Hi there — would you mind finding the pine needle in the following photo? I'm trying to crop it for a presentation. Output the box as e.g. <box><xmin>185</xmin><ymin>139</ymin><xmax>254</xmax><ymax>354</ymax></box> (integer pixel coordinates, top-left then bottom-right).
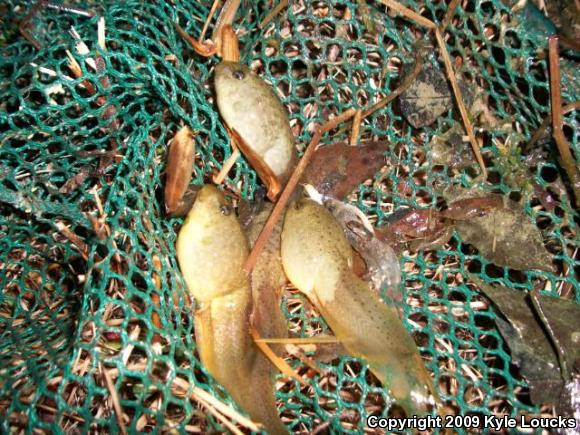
<box><xmin>250</xmin><ymin>326</ymin><xmax>309</xmax><ymax>387</ymax></box>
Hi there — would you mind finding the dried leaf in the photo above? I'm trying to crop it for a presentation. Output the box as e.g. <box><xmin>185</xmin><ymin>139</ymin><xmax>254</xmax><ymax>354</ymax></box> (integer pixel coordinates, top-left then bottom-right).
<box><xmin>534</xmin><ymin>295</ymin><xmax>580</xmax><ymax>372</ymax></box>
<box><xmin>455</xmin><ymin>203</ymin><xmax>553</xmax><ymax>271</ymax></box>
<box><xmin>398</xmin><ymin>60</ymin><xmax>472</xmax><ymax>128</ymax></box>
<box><xmin>166</xmin><ymin>185</ymin><xmax>201</xmax><ymax>217</ymax></box>
<box><xmin>300</xmin><ymin>140</ymin><xmax>388</xmax><ymax>200</ymax></box>
<box><xmin>164</xmin><ymin>126</ymin><xmax>195</xmax><ymax>215</ymax></box>
<box><xmin>477</xmin><ymin>280</ymin><xmax>580</xmax><ymax>416</ymax></box>
<box><xmin>398</xmin><ymin>63</ymin><xmax>452</xmax><ymax>128</ymax></box>
<box><xmin>246</xmin><ymin>204</ymin><xmax>288</xmax><ymax>354</ymax></box>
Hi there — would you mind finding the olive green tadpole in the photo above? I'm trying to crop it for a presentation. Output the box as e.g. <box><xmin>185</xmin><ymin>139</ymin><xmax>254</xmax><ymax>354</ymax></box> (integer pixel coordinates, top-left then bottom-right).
<box><xmin>176</xmin><ymin>185</ymin><xmax>288</xmax><ymax>435</ymax></box>
<box><xmin>281</xmin><ymin>198</ymin><xmax>441</xmax><ymax>417</ymax></box>
<box><xmin>214</xmin><ymin>61</ymin><xmax>298</xmax><ymax>201</ymax></box>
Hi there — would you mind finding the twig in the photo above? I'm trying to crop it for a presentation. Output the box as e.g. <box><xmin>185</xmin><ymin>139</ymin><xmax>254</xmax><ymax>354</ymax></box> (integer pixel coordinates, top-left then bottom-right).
<box><xmin>548</xmin><ymin>36</ymin><xmax>580</xmax><ymax>204</ymax></box>
<box><xmin>349</xmin><ymin>109</ymin><xmax>362</xmax><ymax>146</ymax></box>
<box><xmin>243</xmin><ymin>108</ymin><xmax>357</xmax><ymax>274</ymax></box>
<box><xmin>211</xmin><ymin>0</ymin><xmax>241</xmax><ymax>43</ymax></box>
<box><xmin>439</xmin><ymin>0</ymin><xmax>461</xmax><ymax>31</ymax></box>
<box><xmin>191</xmin><ymin>386</ymin><xmax>260</xmax><ymax>432</ymax></box>
<box><xmin>100</xmin><ymin>363</ymin><xmax>128</xmax><ymax>435</ymax></box>
<box><xmin>17</xmin><ymin>398</ymin><xmax>85</xmax><ymax>424</ymax></box>
<box><xmin>200</xmin><ymin>0</ymin><xmax>221</xmax><ymax>42</ymax></box>
<box><xmin>377</xmin><ymin>0</ymin><xmax>436</xmax><ymax>29</ymax></box>
<box><xmin>334</xmin><ymin>51</ymin><xmax>424</xmax><ymax>138</ymax></box>
<box><xmin>259</xmin><ymin>0</ymin><xmax>289</xmax><ymax>29</ymax></box>
<box><xmin>250</xmin><ymin>326</ymin><xmax>309</xmax><ymax>387</ymax></box>
<box><xmin>55</xmin><ymin>221</ymin><xmax>89</xmax><ymax>260</ymax></box>
<box><xmin>523</xmin><ymin>101</ymin><xmax>580</xmax><ymax>152</ymax></box>
<box><xmin>171</xmin><ymin>377</ymin><xmax>261</xmax><ymax>433</ymax></box>
<box><xmin>191</xmin><ymin>395</ymin><xmax>246</xmax><ymax>435</ymax></box>
<box><xmin>434</xmin><ymin>29</ymin><xmax>486</xmax><ymax>177</ymax></box>
<box><xmin>361</xmin><ymin>50</ymin><xmax>423</xmax><ymax>119</ymax></box>
<box><xmin>213</xmin><ymin>148</ymin><xmax>240</xmax><ymax>184</ymax></box>
<box><xmin>121</xmin><ymin>325</ymin><xmax>141</xmax><ymax>365</ymax></box>
<box><xmin>149</xmin><ymin>254</ymin><xmax>164</xmax><ymax>352</ymax></box>
<box><xmin>377</xmin><ymin>0</ymin><xmax>487</xmax><ymax>176</ymax></box>
<box><xmin>174</xmin><ymin>22</ymin><xmax>217</xmax><ymax>57</ymax></box>
<box><xmin>286</xmin><ymin>346</ymin><xmax>323</xmax><ymax>375</ymax></box>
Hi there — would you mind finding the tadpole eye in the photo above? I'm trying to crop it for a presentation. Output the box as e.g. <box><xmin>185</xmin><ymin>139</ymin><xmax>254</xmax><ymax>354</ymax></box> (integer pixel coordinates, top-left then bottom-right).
<box><xmin>220</xmin><ymin>205</ymin><xmax>232</xmax><ymax>216</ymax></box>
<box><xmin>232</xmin><ymin>69</ymin><xmax>245</xmax><ymax>80</ymax></box>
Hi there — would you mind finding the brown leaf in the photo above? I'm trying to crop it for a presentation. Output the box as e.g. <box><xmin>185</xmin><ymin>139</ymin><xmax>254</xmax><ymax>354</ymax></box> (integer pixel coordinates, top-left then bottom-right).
<box><xmin>166</xmin><ymin>185</ymin><xmax>201</xmax><ymax>218</ymax></box>
<box><xmin>456</xmin><ymin>204</ymin><xmax>554</xmax><ymax>272</ymax></box>
<box><xmin>398</xmin><ymin>62</ymin><xmax>472</xmax><ymax>128</ymax></box>
<box><xmin>164</xmin><ymin>126</ymin><xmax>195</xmax><ymax>215</ymax></box>
<box><xmin>477</xmin><ymin>279</ymin><xmax>580</xmax><ymax>415</ymax></box>
<box><xmin>301</xmin><ymin>140</ymin><xmax>389</xmax><ymax>200</ymax></box>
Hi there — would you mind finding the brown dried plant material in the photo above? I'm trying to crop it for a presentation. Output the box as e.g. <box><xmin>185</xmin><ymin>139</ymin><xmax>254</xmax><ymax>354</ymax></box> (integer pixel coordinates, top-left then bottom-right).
<box><xmin>477</xmin><ymin>280</ymin><xmax>580</xmax><ymax>417</ymax></box>
<box><xmin>300</xmin><ymin>141</ymin><xmax>389</xmax><ymax>200</ymax></box>
<box><xmin>246</xmin><ymin>204</ymin><xmax>288</xmax><ymax>352</ymax></box>
<box><xmin>376</xmin><ymin>193</ymin><xmax>552</xmax><ymax>272</ymax></box>
<box><xmin>211</xmin><ymin>0</ymin><xmax>241</xmax><ymax>46</ymax></box>
<box><xmin>440</xmin><ymin>195</ymin><xmax>504</xmax><ymax>220</ymax></box>
<box><xmin>55</xmin><ymin>221</ymin><xmax>89</xmax><ymax>260</ymax></box>
<box><xmin>349</xmin><ymin>109</ymin><xmax>362</xmax><ymax>146</ymax></box>
<box><xmin>176</xmin><ymin>0</ymin><xmax>240</xmax><ymax>58</ymax></box>
<box><xmin>174</xmin><ymin>23</ymin><xmax>217</xmax><ymax>57</ymax></box>
<box><xmin>100</xmin><ymin>363</ymin><xmax>128</xmax><ymax>435</ymax></box>
<box><xmin>455</xmin><ymin>202</ymin><xmax>554</xmax><ymax>272</ymax></box>
<box><xmin>259</xmin><ymin>0</ymin><xmax>289</xmax><ymax>29</ymax></box>
<box><xmin>200</xmin><ymin>0</ymin><xmax>221</xmax><ymax>42</ymax></box>
<box><xmin>59</xmin><ymin>165</ymin><xmax>92</xmax><ymax>194</ymax></box>
<box><xmin>548</xmin><ymin>36</ymin><xmax>580</xmax><ymax>206</ymax></box>
<box><xmin>399</xmin><ymin>61</ymin><xmax>471</xmax><ymax>129</ymax></box>
<box><xmin>431</xmin><ymin>136</ymin><xmax>475</xmax><ymax>171</ymax></box>
<box><xmin>220</xmin><ymin>24</ymin><xmax>240</xmax><ymax>62</ymax></box>
<box><xmin>249</xmin><ymin>326</ymin><xmax>308</xmax><ymax>387</ymax></box>
<box><xmin>164</xmin><ymin>126</ymin><xmax>195</xmax><ymax>216</ymax></box>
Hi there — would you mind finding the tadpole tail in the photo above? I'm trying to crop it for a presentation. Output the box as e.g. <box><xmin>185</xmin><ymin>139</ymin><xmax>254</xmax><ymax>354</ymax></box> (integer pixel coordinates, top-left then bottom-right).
<box><xmin>315</xmin><ymin>271</ymin><xmax>442</xmax><ymax>418</ymax></box>
<box><xmin>231</xmin><ymin>355</ymin><xmax>289</xmax><ymax>435</ymax></box>
<box><xmin>194</xmin><ymin>291</ymin><xmax>287</xmax><ymax>434</ymax></box>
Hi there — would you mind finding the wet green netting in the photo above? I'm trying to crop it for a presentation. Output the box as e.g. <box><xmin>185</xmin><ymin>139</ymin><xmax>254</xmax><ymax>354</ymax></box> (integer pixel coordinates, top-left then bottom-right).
<box><xmin>0</xmin><ymin>0</ymin><xmax>579</xmax><ymax>432</ymax></box>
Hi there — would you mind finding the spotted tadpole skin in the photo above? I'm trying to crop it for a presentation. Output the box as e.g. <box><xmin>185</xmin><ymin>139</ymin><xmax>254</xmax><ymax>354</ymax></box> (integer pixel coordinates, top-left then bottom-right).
<box><xmin>215</xmin><ymin>61</ymin><xmax>297</xmax><ymax>200</ymax></box>
<box><xmin>281</xmin><ymin>199</ymin><xmax>440</xmax><ymax>416</ymax></box>
<box><xmin>176</xmin><ymin>185</ymin><xmax>288</xmax><ymax>435</ymax></box>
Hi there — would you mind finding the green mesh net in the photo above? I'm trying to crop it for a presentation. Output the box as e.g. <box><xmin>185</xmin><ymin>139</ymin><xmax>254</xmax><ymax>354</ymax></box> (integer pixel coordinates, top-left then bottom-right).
<box><xmin>1</xmin><ymin>0</ymin><xmax>579</xmax><ymax>433</ymax></box>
